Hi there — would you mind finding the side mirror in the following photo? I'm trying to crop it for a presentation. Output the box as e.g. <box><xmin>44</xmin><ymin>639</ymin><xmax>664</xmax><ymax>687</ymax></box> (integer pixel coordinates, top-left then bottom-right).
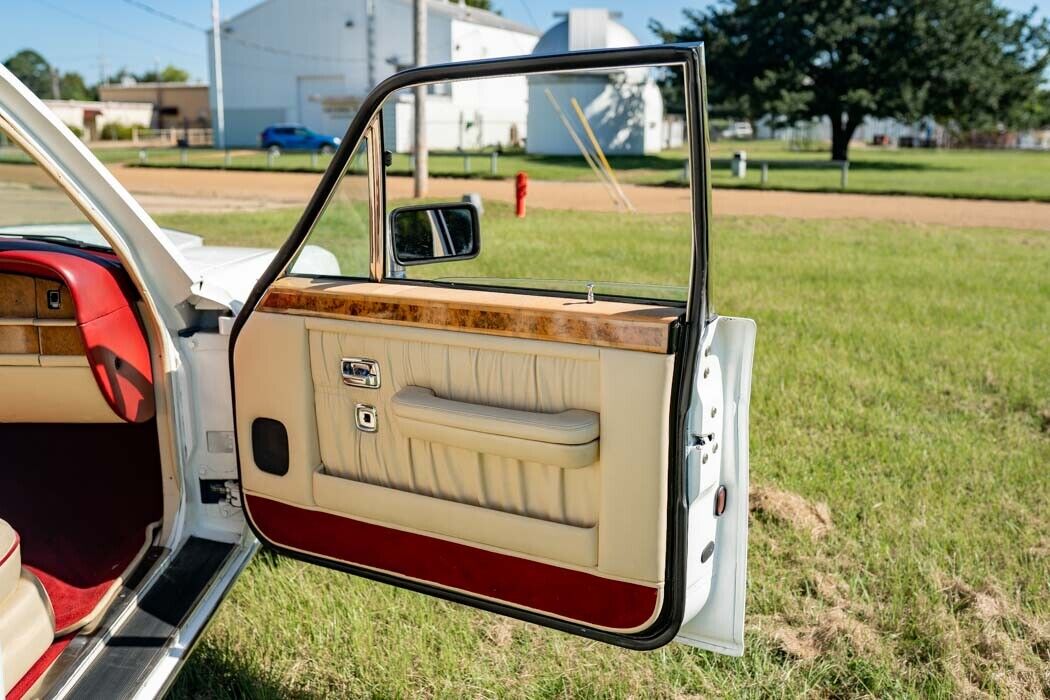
<box><xmin>390</xmin><ymin>203</ymin><xmax>480</xmax><ymax>266</ymax></box>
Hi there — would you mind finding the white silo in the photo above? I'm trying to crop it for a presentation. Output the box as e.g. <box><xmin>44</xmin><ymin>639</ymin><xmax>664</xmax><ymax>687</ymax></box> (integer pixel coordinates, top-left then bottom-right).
<box><xmin>527</xmin><ymin>9</ymin><xmax>665</xmax><ymax>155</ymax></box>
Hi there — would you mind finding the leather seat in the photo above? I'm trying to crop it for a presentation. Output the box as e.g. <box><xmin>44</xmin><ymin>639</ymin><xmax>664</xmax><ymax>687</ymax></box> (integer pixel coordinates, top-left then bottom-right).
<box><xmin>0</xmin><ymin>519</ymin><xmax>55</xmax><ymax>695</ymax></box>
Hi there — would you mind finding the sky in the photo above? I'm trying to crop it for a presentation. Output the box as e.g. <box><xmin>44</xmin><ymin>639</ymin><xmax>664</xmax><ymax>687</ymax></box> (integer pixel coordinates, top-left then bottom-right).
<box><xmin>1</xmin><ymin>0</ymin><xmax>1047</xmax><ymax>84</ymax></box>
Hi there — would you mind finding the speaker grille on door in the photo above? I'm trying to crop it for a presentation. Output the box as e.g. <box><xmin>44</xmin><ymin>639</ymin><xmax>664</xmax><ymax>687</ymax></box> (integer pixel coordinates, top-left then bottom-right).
<box><xmin>251</xmin><ymin>418</ymin><xmax>289</xmax><ymax>476</ymax></box>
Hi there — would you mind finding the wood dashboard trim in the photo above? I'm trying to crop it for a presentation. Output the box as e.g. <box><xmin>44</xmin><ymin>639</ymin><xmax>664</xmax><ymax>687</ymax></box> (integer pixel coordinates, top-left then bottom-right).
<box><xmin>259</xmin><ymin>278</ymin><xmax>682</xmax><ymax>354</ymax></box>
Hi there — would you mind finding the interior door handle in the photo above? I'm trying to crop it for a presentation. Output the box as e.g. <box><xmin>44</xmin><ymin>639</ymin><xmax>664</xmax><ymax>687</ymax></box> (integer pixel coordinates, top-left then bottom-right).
<box><xmin>341</xmin><ymin>358</ymin><xmax>380</xmax><ymax>388</ymax></box>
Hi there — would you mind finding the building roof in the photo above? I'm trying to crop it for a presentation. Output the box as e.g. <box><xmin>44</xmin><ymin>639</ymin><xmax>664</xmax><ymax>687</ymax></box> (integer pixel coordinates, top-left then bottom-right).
<box><xmin>219</xmin><ymin>0</ymin><xmax>539</xmax><ymax>37</ymax></box>
<box><xmin>533</xmin><ymin>9</ymin><xmax>639</xmax><ymax>55</ymax></box>
<box><xmin>98</xmin><ymin>82</ymin><xmax>208</xmax><ymax>91</ymax></box>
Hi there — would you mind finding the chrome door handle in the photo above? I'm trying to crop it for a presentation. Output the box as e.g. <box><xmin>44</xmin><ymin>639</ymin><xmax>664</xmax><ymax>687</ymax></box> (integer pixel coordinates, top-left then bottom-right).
<box><xmin>341</xmin><ymin>358</ymin><xmax>380</xmax><ymax>388</ymax></box>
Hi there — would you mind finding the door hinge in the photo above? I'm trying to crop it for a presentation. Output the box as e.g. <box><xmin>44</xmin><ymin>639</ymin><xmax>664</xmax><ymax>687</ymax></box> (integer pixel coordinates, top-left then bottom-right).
<box><xmin>200</xmin><ymin>478</ymin><xmax>243</xmax><ymax>511</ymax></box>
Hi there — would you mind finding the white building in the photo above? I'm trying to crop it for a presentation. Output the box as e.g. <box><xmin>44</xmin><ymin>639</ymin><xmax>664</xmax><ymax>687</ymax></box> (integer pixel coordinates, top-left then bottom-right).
<box><xmin>43</xmin><ymin>100</ymin><xmax>155</xmax><ymax>142</ymax></box>
<box><xmin>526</xmin><ymin>9</ymin><xmax>664</xmax><ymax>155</ymax></box>
<box><xmin>207</xmin><ymin>0</ymin><xmax>539</xmax><ymax>148</ymax></box>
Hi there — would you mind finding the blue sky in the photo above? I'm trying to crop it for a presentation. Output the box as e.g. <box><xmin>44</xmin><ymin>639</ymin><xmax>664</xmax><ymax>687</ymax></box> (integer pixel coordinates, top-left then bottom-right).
<box><xmin>2</xmin><ymin>0</ymin><xmax>1047</xmax><ymax>84</ymax></box>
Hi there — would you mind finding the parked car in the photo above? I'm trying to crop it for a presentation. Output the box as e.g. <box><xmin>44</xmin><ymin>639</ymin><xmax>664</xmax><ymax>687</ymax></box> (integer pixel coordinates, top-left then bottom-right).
<box><xmin>720</xmin><ymin>121</ymin><xmax>754</xmax><ymax>139</ymax></box>
<box><xmin>259</xmin><ymin>123</ymin><xmax>341</xmax><ymax>155</ymax></box>
<box><xmin>0</xmin><ymin>42</ymin><xmax>754</xmax><ymax>698</ymax></box>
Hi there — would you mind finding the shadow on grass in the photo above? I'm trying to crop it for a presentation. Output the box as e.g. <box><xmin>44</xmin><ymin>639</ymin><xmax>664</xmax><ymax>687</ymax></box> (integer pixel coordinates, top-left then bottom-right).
<box><xmin>167</xmin><ymin>638</ymin><xmax>320</xmax><ymax>700</ymax></box>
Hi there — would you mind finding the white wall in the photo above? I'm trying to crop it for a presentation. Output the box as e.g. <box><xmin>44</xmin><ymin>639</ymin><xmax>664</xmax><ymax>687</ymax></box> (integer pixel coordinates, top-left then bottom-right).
<box><xmin>526</xmin><ymin>72</ymin><xmax>663</xmax><ymax>156</ymax></box>
<box><xmin>209</xmin><ymin>0</ymin><xmax>537</xmax><ymax>147</ymax></box>
<box><xmin>43</xmin><ymin>101</ymin><xmax>155</xmax><ymax>134</ymax></box>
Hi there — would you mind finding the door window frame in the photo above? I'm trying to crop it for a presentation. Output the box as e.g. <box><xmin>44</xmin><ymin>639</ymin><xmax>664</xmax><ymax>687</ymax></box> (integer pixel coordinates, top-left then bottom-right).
<box><xmin>255</xmin><ymin>44</ymin><xmax>710</xmax><ymax>318</ymax></box>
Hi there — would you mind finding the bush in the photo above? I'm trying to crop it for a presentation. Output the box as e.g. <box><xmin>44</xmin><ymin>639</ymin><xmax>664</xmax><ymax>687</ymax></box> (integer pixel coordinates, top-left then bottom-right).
<box><xmin>65</xmin><ymin>124</ymin><xmax>84</xmax><ymax>138</ymax></box>
<box><xmin>99</xmin><ymin>122</ymin><xmax>146</xmax><ymax>141</ymax></box>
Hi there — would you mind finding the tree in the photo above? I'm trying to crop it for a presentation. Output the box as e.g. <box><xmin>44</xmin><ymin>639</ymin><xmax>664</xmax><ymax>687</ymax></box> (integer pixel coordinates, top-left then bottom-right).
<box><xmin>3</xmin><ymin>49</ymin><xmax>52</xmax><ymax>97</ymax></box>
<box><xmin>651</xmin><ymin>1</ymin><xmax>1050</xmax><ymax>160</ymax></box>
<box><xmin>59</xmin><ymin>72</ymin><xmax>95</xmax><ymax>101</ymax></box>
<box><xmin>136</xmin><ymin>64</ymin><xmax>190</xmax><ymax>83</ymax></box>
<box><xmin>463</xmin><ymin>0</ymin><xmax>493</xmax><ymax>10</ymax></box>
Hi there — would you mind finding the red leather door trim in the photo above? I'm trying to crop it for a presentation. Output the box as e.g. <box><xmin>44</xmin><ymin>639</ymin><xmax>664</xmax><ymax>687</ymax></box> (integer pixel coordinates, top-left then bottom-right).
<box><xmin>0</xmin><ymin>246</ymin><xmax>154</xmax><ymax>422</ymax></box>
<box><xmin>245</xmin><ymin>494</ymin><xmax>661</xmax><ymax>631</ymax></box>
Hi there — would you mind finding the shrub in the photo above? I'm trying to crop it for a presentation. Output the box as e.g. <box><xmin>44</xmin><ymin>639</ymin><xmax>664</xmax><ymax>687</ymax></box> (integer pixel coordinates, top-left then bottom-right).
<box><xmin>99</xmin><ymin>122</ymin><xmax>146</xmax><ymax>141</ymax></box>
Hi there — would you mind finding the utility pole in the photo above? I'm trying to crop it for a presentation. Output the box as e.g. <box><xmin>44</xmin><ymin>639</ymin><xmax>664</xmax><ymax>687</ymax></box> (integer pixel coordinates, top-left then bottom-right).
<box><xmin>413</xmin><ymin>0</ymin><xmax>427</xmax><ymax>197</ymax></box>
<box><xmin>211</xmin><ymin>0</ymin><xmax>226</xmax><ymax>150</ymax></box>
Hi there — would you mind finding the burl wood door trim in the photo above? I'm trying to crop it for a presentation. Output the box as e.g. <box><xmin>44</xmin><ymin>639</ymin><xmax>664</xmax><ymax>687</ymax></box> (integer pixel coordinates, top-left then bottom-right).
<box><xmin>259</xmin><ymin>278</ymin><xmax>682</xmax><ymax>354</ymax></box>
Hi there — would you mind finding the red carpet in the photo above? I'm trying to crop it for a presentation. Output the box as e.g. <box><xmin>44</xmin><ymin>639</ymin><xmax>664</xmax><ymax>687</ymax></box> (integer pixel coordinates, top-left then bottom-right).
<box><xmin>0</xmin><ymin>421</ymin><xmax>163</xmax><ymax>686</ymax></box>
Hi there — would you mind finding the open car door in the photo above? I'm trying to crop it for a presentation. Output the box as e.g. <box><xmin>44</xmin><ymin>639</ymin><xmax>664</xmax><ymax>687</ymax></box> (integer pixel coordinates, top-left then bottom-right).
<box><xmin>230</xmin><ymin>44</ymin><xmax>755</xmax><ymax>653</ymax></box>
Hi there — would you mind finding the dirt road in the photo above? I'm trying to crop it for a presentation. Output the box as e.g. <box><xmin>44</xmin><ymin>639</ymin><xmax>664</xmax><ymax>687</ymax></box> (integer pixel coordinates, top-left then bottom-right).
<box><xmin>107</xmin><ymin>164</ymin><xmax>1050</xmax><ymax>231</ymax></box>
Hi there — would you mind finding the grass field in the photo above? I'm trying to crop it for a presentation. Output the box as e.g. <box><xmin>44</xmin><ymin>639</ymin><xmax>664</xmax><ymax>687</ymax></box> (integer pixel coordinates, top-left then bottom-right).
<box><xmin>155</xmin><ymin>203</ymin><xmax>1050</xmax><ymax>699</ymax></box>
<box><xmin>8</xmin><ymin>138</ymin><xmax>1047</xmax><ymax>201</ymax></box>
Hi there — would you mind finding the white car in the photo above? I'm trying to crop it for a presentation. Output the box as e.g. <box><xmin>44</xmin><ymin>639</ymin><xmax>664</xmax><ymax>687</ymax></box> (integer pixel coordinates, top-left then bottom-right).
<box><xmin>721</xmin><ymin>121</ymin><xmax>754</xmax><ymax>139</ymax></box>
<box><xmin>0</xmin><ymin>44</ymin><xmax>755</xmax><ymax>698</ymax></box>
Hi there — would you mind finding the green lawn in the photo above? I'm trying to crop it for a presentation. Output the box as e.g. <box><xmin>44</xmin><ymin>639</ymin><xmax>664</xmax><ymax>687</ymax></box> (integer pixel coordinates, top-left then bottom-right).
<box><xmin>8</xmin><ymin>138</ymin><xmax>1049</xmax><ymax>200</ymax></box>
<box><xmin>156</xmin><ymin>203</ymin><xmax>1050</xmax><ymax>699</ymax></box>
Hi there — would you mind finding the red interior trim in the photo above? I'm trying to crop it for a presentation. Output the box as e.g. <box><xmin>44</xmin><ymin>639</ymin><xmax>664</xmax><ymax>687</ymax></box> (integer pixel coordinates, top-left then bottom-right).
<box><xmin>246</xmin><ymin>494</ymin><xmax>661</xmax><ymax>631</ymax></box>
<box><xmin>0</xmin><ymin>532</ymin><xmax>19</xmax><ymax>569</ymax></box>
<box><xmin>0</xmin><ymin>245</ymin><xmax>154</xmax><ymax>423</ymax></box>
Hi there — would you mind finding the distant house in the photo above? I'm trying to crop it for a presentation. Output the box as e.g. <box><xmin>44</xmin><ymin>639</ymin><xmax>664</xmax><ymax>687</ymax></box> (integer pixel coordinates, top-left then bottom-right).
<box><xmin>97</xmin><ymin>83</ymin><xmax>211</xmax><ymax>130</ymax></box>
<box><xmin>207</xmin><ymin>0</ymin><xmax>539</xmax><ymax>148</ymax></box>
<box><xmin>526</xmin><ymin>9</ymin><xmax>665</xmax><ymax>155</ymax></box>
<box><xmin>43</xmin><ymin>100</ymin><xmax>154</xmax><ymax>142</ymax></box>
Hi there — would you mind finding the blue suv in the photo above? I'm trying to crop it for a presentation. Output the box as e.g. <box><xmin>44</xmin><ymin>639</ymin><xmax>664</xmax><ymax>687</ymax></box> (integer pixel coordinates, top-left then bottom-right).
<box><xmin>259</xmin><ymin>124</ymin><xmax>341</xmax><ymax>155</ymax></box>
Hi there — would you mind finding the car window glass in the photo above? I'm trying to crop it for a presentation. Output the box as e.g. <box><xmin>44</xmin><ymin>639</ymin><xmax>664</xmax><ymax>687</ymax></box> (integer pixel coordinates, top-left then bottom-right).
<box><xmin>0</xmin><ymin>132</ymin><xmax>111</xmax><ymax>248</ymax></box>
<box><xmin>288</xmin><ymin>139</ymin><xmax>370</xmax><ymax>277</ymax></box>
<box><xmin>381</xmin><ymin>64</ymin><xmax>692</xmax><ymax>303</ymax></box>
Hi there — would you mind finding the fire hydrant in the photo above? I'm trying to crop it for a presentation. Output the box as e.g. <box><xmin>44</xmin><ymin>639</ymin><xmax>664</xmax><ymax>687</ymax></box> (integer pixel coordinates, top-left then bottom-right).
<box><xmin>515</xmin><ymin>171</ymin><xmax>528</xmax><ymax>218</ymax></box>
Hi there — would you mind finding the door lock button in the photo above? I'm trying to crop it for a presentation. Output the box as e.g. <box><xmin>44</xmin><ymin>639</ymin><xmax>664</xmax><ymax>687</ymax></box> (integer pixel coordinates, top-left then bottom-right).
<box><xmin>355</xmin><ymin>403</ymin><xmax>378</xmax><ymax>432</ymax></box>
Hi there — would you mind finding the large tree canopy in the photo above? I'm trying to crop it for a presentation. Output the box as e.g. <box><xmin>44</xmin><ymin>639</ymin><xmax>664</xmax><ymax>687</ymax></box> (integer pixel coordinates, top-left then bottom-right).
<box><xmin>652</xmin><ymin>1</ymin><xmax>1050</xmax><ymax>160</ymax></box>
<box><xmin>3</xmin><ymin>49</ymin><xmax>53</xmax><ymax>97</ymax></box>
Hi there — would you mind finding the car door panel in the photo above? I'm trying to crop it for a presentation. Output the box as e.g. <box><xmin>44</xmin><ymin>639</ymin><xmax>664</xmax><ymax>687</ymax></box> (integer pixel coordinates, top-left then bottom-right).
<box><xmin>231</xmin><ymin>44</ymin><xmax>751</xmax><ymax>651</ymax></box>
<box><xmin>234</xmin><ymin>278</ymin><xmax>683</xmax><ymax>631</ymax></box>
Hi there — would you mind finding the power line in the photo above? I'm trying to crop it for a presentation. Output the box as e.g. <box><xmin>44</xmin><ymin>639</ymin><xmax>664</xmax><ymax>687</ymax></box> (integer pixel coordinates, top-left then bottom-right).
<box><xmin>117</xmin><ymin>0</ymin><xmax>365</xmax><ymax>65</ymax></box>
<box><xmin>118</xmin><ymin>0</ymin><xmax>206</xmax><ymax>32</ymax></box>
<box><xmin>516</xmin><ymin>0</ymin><xmax>541</xmax><ymax>31</ymax></box>
<box><xmin>34</xmin><ymin>0</ymin><xmax>203</xmax><ymax>60</ymax></box>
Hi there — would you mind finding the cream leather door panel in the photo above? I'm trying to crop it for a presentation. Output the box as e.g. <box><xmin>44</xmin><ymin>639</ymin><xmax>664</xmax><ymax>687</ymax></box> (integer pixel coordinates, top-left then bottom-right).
<box><xmin>236</xmin><ymin>294</ymin><xmax>678</xmax><ymax>605</ymax></box>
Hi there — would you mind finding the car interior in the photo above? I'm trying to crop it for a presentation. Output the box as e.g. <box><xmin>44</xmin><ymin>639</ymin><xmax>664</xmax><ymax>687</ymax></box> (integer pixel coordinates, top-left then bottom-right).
<box><xmin>0</xmin><ymin>243</ymin><xmax>163</xmax><ymax>697</ymax></box>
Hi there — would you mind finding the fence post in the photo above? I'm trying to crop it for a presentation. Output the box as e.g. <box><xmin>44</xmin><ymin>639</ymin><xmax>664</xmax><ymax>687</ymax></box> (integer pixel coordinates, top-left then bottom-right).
<box><xmin>267</xmin><ymin>150</ymin><xmax>275</xmax><ymax>169</ymax></box>
<box><xmin>132</xmin><ymin>127</ymin><xmax>139</xmax><ymax>144</ymax></box>
<box><xmin>311</xmin><ymin>151</ymin><xmax>318</xmax><ymax>169</ymax></box>
<box><xmin>490</xmin><ymin>151</ymin><xmax>498</xmax><ymax>176</ymax></box>
<box><xmin>682</xmin><ymin>161</ymin><xmax>689</xmax><ymax>183</ymax></box>
<box><xmin>464</xmin><ymin>153</ymin><xmax>471</xmax><ymax>174</ymax></box>
<box><xmin>138</xmin><ymin>149</ymin><xmax>147</xmax><ymax>164</ymax></box>
<box><xmin>761</xmin><ymin>162</ymin><xmax>769</xmax><ymax>186</ymax></box>
<box><xmin>409</xmin><ymin>154</ymin><xmax>415</xmax><ymax>173</ymax></box>
<box><xmin>180</xmin><ymin>148</ymin><xmax>188</xmax><ymax>165</ymax></box>
<box><xmin>224</xmin><ymin>149</ymin><xmax>232</xmax><ymax>168</ymax></box>
<box><xmin>840</xmin><ymin>160</ymin><xmax>849</xmax><ymax>189</ymax></box>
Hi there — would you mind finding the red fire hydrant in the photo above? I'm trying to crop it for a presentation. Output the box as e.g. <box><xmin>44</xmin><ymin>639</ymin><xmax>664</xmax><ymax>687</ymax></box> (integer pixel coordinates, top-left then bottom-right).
<box><xmin>515</xmin><ymin>171</ymin><xmax>528</xmax><ymax>218</ymax></box>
